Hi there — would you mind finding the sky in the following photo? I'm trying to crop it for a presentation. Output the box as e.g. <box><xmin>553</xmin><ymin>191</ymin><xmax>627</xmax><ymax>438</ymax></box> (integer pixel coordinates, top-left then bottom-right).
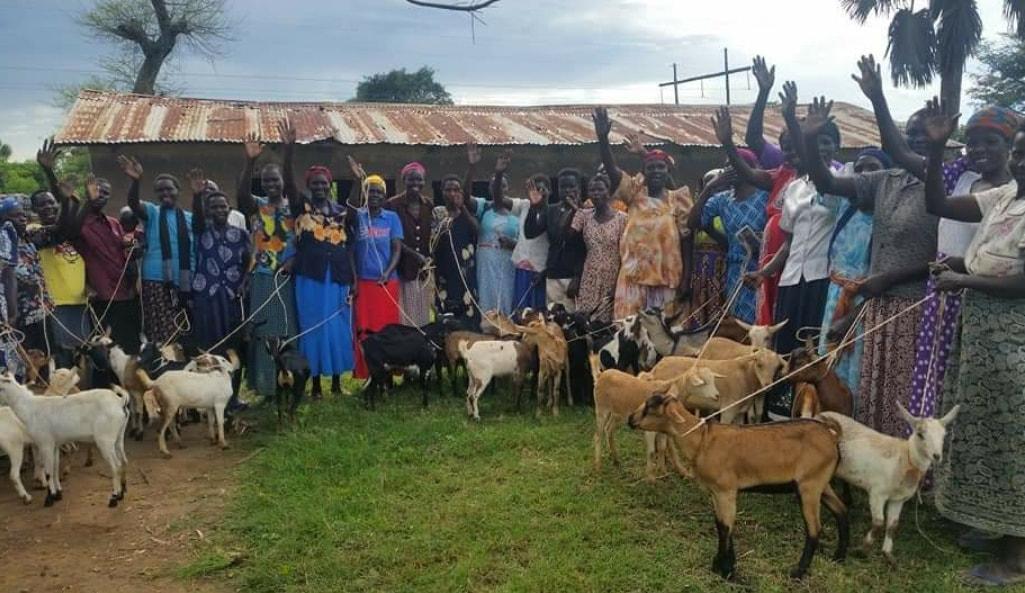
<box><xmin>0</xmin><ymin>0</ymin><xmax>1014</xmax><ymax>160</ymax></box>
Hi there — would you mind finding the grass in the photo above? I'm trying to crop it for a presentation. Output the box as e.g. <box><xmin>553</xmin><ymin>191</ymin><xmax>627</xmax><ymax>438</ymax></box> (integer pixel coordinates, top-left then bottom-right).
<box><xmin>185</xmin><ymin>382</ymin><xmax>990</xmax><ymax>593</ymax></box>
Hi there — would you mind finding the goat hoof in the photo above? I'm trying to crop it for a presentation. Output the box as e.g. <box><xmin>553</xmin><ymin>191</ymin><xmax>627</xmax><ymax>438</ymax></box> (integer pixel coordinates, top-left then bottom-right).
<box><xmin>220</xmin><ymin>443</ymin><xmax>230</xmax><ymax>450</ymax></box>
<box><xmin>108</xmin><ymin>496</ymin><xmax>119</xmax><ymax>508</ymax></box>
<box><xmin>161</xmin><ymin>451</ymin><xmax>173</xmax><ymax>460</ymax></box>
<box><xmin>54</xmin><ymin>490</ymin><xmax>62</xmax><ymax>501</ymax></box>
<box><xmin>44</xmin><ymin>493</ymin><xmax>56</xmax><ymax>507</ymax></box>
<box><xmin>789</xmin><ymin>568</ymin><xmax>808</xmax><ymax>580</ymax></box>
<box><xmin>84</xmin><ymin>459</ymin><xmax>93</xmax><ymax>468</ymax></box>
<box><xmin>883</xmin><ymin>552</ymin><xmax>897</xmax><ymax>567</ymax></box>
<box><xmin>21</xmin><ymin>494</ymin><xmax>32</xmax><ymax>505</ymax></box>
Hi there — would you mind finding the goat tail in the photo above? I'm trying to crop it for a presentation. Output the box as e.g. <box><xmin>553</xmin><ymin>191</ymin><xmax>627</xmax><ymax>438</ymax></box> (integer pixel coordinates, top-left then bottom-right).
<box><xmin>226</xmin><ymin>348</ymin><xmax>241</xmax><ymax>371</ymax></box>
<box><xmin>817</xmin><ymin>414</ymin><xmax>843</xmax><ymax>438</ymax></box>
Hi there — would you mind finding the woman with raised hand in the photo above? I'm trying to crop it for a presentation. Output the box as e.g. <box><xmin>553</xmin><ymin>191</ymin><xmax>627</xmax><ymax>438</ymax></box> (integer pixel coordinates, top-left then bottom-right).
<box><xmin>476</xmin><ymin>151</ymin><xmax>527</xmax><ymax>317</ymax></box>
<box><xmin>592</xmin><ymin>107</ymin><xmax>692</xmax><ymax>318</ymax></box>
<box><xmin>281</xmin><ymin>122</ymin><xmax>355</xmax><ymax>399</ymax></box>
<box><xmin>119</xmin><ymin>154</ymin><xmax>193</xmax><ymax>345</ymax></box>
<box><xmin>433</xmin><ymin>143</ymin><xmax>484</xmax><ymax>323</ymax></box>
<box><xmin>385</xmin><ymin>161</ymin><xmax>435</xmax><ymax>326</ymax></box>
<box><xmin>567</xmin><ymin>172</ymin><xmax>626</xmax><ymax>323</ymax></box>
<box><xmin>349</xmin><ymin>159</ymin><xmax>403</xmax><ymax>380</ymax></box>
<box><xmin>922</xmin><ymin>99</ymin><xmax>1025</xmax><ymax>587</ymax></box>
<box><xmin>237</xmin><ymin>130</ymin><xmax>296</xmax><ymax>398</ymax></box>
<box><xmin>512</xmin><ymin>174</ymin><xmax>550</xmax><ymax>312</ymax></box>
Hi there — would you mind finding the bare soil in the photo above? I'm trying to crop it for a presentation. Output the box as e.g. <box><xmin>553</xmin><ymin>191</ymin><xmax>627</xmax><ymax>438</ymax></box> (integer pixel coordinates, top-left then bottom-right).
<box><xmin>0</xmin><ymin>423</ymin><xmax>246</xmax><ymax>593</ymax></box>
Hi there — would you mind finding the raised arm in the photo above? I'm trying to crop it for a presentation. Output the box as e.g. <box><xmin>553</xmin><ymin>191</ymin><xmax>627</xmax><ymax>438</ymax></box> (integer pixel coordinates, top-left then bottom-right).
<box><xmin>744</xmin><ymin>56</ymin><xmax>776</xmax><ymax>156</ymax></box>
<box><xmin>803</xmin><ymin>97</ymin><xmax>858</xmax><ymax>198</ymax></box>
<box><xmin>345</xmin><ymin>156</ymin><xmax>368</xmax><ymax>209</ymax></box>
<box><xmin>491</xmin><ymin>151</ymin><xmax>514</xmax><ymax>211</ymax></box>
<box><xmin>686</xmin><ymin>171</ymin><xmax>730</xmax><ymax>230</ymax></box>
<box><xmin>117</xmin><ymin>155</ymin><xmax>147</xmax><ymax>220</ymax></box>
<box><xmin>523</xmin><ymin>180</ymin><xmax>548</xmax><ymax>240</ymax></box>
<box><xmin>592</xmin><ymin>108</ymin><xmax>623</xmax><ymax>192</ymax></box>
<box><xmin>712</xmin><ymin>106</ymin><xmax>773</xmax><ymax>191</ymax></box>
<box><xmin>66</xmin><ymin>175</ymin><xmax>99</xmax><ymax>239</ymax></box>
<box><xmin>36</xmin><ymin>137</ymin><xmax>62</xmax><ymax>196</ymax></box>
<box><xmin>853</xmin><ymin>54</ymin><xmax>924</xmax><ymax>177</ymax></box>
<box><xmin>778</xmin><ymin>81</ymin><xmax>807</xmax><ymax>167</ymax></box>
<box><xmin>237</xmin><ymin>133</ymin><xmax>262</xmax><ymax>217</ymax></box>
<box><xmin>921</xmin><ymin>97</ymin><xmax>982</xmax><ymax>222</ymax></box>
<box><xmin>187</xmin><ymin>168</ymin><xmax>208</xmax><ymax>235</ymax></box>
<box><xmin>278</xmin><ymin>119</ymin><xmax>301</xmax><ymax>216</ymax></box>
<box><xmin>55</xmin><ymin>177</ymin><xmax>81</xmax><ymax>238</ymax></box>
<box><xmin>461</xmin><ymin>143</ymin><xmax>483</xmax><ymax>236</ymax></box>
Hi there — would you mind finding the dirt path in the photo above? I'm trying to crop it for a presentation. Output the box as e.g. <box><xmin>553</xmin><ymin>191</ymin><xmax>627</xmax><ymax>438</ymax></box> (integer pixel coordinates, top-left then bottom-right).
<box><xmin>0</xmin><ymin>423</ymin><xmax>247</xmax><ymax>593</ymax></box>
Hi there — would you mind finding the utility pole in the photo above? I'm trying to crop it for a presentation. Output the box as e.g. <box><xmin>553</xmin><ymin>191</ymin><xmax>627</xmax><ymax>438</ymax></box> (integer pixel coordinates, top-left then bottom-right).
<box><xmin>659</xmin><ymin>48</ymin><xmax>751</xmax><ymax>106</ymax></box>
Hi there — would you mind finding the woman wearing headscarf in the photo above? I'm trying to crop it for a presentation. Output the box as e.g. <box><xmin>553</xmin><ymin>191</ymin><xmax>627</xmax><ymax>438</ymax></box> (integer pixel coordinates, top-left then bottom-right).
<box><xmin>237</xmin><ymin>126</ymin><xmax>297</xmax><ymax>398</ymax></box>
<box><xmin>281</xmin><ymin>128</ymin><xmax>355</xmax><ymax>399</ymax></box>
<box><xmin>5</xmin><ymin>195</ymin><xmax>53</xmax><ymax>354</ymax></box>
<box><xmin>923</xmin><ymin>102</ymin><xmax>1025</xmax><ymax>587</ymax></box>
<box><xmin>350</xmin><ymin>163</ymin><xmax>403</xmax><ymax>380</ymax></box>
<box><xmin>119</xmin><ymin>155</ymin><xmax>193</xmax><ymax>345</ymax></box>
<box><xmin>476</xmin><ymin>151</ymin><xmax>528</xmax><ymax>317</ymax></box>
<box><xmin>592</xmin><ymin>108</ymin><xmax>692</xmax><ymax>319</ymax></box>
<box><xmin>384</xmin><ymin>161</ymin><xmax>434</xmax><ymax>326</ymax></box>
<box><xmin>909</xmin><ymin>105</ymin><xmax>1017</xmax><ymax>422</ymax></box>
<box><xmin>0</xmin><ymin>196</ymin><xmax>24</xmax><ymax>376</ymax></box>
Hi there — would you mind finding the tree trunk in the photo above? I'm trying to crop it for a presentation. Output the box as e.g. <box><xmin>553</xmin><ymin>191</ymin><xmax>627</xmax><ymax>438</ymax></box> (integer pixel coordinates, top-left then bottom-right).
<box><xmin>132</xmin><ymin>45</ymin><xmax>173</xmax><ymax>95</ymax></box>
<box><xmin>940</xmin><ymin>60</ymin><xmax>964</xmax><ymax>116</ymax></box>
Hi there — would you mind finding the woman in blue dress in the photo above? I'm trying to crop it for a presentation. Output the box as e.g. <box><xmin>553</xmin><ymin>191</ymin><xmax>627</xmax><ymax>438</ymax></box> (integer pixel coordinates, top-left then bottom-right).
<box><xmin>476</xmin><ymin>152</ymin><xmax>527</xmax><ymax>318</ymax></box>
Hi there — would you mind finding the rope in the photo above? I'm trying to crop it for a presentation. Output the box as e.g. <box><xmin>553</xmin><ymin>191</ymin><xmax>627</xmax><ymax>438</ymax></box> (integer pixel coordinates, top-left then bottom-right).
<box><xmin>87</xmin><ymin>242</ymin><xmax>137</xmax><ymax>339</ymax></box>
<box><xmin>825</xmin><ymin>304</ymin><xmax>868</xmax><ymax>371</ymax></box>
<box><xmin>281</xmin><ymin>302</ymin><xmax>351</xmax><ymax>348</ymax></box>
<box><xmin>692</xmin><ymin>271</ymin><xmax>747</xmax><ymax>362</ymax></box>
<box><xmin>200</xmin><ymin>267</ymin><xmax>292</xmax><ymax>354</ymax></box>
<box><xmin>673</xmin><ymin>294</ymin><xmax>932</xmax><ymax>440</ymax></box>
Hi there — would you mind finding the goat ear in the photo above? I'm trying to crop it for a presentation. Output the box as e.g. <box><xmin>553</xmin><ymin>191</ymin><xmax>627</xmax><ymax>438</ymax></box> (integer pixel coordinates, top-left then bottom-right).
<box><xmin>939</xmin><ymin>405</ymin><xmax>960</xmax><ymax>427</ymax></box>
<box><xmin>896</xmin><ymin>401</ymin><xmax>917</xmax><ymax>426</ymax></box>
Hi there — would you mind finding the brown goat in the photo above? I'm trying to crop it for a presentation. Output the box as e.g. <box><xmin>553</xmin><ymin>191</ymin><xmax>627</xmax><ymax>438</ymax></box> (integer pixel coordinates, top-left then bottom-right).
<box><xmin>628</xmin><ymin>394</ymin><xmax>849</xmax><ymax>580</ymax></box>
<box><xmin>517</xmin><ymin>319</ymin><xmax>568</xmax><ymax>416</ymax></box>
<box><xmin>787</xmin><ymin>346</ymin><xmax>853</xmax><ymax>418</ymax></box>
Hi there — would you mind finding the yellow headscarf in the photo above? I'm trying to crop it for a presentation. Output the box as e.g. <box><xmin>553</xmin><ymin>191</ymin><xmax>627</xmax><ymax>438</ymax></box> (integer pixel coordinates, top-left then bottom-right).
<box><xmin>365</xmin><ymin>175</ymin><xmax>386</xmax><ymax>190</ymax></box>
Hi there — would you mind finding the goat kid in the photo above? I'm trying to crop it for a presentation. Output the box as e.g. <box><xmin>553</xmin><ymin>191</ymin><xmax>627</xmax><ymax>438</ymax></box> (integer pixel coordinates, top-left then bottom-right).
<box><xmin>0</xmin><ymin>406</ymin><xmax>34</xmax><ymax>504</ymax></box>
<box><xmin>458</xmin><ymin>339</ymin><xmax>535</xmax><ymax>421</ymax></box>
<box><xmin>264</xmin><ymin>337</ymin><xmax>310</xmax><ymax>425</ymax></box>
<box><xmin>787</xmin><ymin>346</ymin><xmax>854</xmax><ymax>418</ymax></box>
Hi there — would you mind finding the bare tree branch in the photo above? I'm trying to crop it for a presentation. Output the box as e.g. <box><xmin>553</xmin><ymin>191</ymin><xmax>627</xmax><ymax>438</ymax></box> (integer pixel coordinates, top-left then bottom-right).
<box><xmin>404</xmin><ymin>0</ymin><xmax>501</xmax><ymax>11</ymax></box>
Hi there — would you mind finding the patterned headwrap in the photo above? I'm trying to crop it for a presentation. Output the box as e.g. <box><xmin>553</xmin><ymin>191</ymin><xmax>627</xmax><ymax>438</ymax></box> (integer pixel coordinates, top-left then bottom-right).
<box><xmin>643</xmin><ymin>149</ymin><xmax>675</xmax><ymax>167</ymax></box>
<box><xmin>735</xmin><ymin>147</ymin><xmax>759</xmax><ymax>169</ymax></box>
<box><xmin>365</xmin><ymin>175</ymin><xmax>387</xmax><ymax>191</ymax></box>
<box><xmin>966</xmin><ymin>106</ymin><xmax>1020</xmax><ymax>141</ymax></box>
<box><xmin>0</xmin><ymin>196</ymin><xmax>21</xmax><ymax>216</ymax></box>
<box><xmin>400</xmin><ymin>161</ymin><xmax>427</xmax><ymax>178</ymax></box>
<box><xmin>304</xmin><ymin>165</ymin><xmax>333</xmax><ymax>187</ymax></box>
<box><xmin>856</xmin><ymin>147</ymin><xmax>894</xmax><ymax>169</ymax></box>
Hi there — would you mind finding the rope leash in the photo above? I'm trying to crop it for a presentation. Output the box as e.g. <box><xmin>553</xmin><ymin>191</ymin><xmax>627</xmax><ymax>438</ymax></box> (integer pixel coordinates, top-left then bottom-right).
<box><xmin>87</xmin><ymin>243</ymin><xmax>137</xmax><ymax>340</ymax></box>
<box><xmin>201</xmin><ymin>267</ymin><xmax>292</xmax><ymax>354</ymax></box>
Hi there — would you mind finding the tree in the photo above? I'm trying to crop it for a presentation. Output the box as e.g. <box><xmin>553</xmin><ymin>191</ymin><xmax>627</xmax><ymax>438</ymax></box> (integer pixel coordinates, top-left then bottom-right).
<box><xmin>839</xmin><ymin>0</ymin><xmax>1025</xmax><ymax>113</ymax></box>
<box><xmin>79</xmin><ymin>0</ymin><xmax>232</xmax><ymax>95</ymax></box>
<box><xmin>0</xmin><ymin>161</ymin><xmax>45</xmax><ymax>195</ymax></box>
<box><xmin>970</xmin><ymin>34</ymin><xmax>1025</xmax><ymax>110</ymax></box>
<box><xmin>353</xmin><ymin>67</ymin><xmax>454</xmax><ymax>105</ymax></box>
<box><xmin>0</xmin><ymin>141</ymin><xmax>10</xmax><ymax>162</ymax></box>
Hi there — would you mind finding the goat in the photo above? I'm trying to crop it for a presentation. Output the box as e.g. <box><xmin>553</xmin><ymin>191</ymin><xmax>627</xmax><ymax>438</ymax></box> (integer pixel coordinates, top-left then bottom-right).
<box><xmin>639</xmin><ymin>308</ymin><xmax>788</xmax><ymax>358</ymax></box>
<box><xmin>481</xmin><ymin>309</ymin><xmax>520</xmax><ymax>337</ymax></box>
<box><xmin>787</xmin><ymin>346</ymin><xmax>853</xmax><ymax>418</ymax></box>
<box><xmin>136</xmin><ymin>352</ymin><xmax>239</xmax><ymax>458</ymax></box>
<box><xmin>819</xmin><ymin>404</ymin><xmax>959</xmax><ymax>563</ymax></box>
<box><xmin>598</xmin><ymin>315</ymin><xmax>658</xmax><ymax>373</ymax></box>
<box><xmin>444</xmin><ymin>330</ymin><xmax>517</xmax><ymax>395</ymax></box>
<box><xmin>590</xmin><ymin>352</ymin><xmax>721</xmax><ymax>481</ymax></box>
<box><xmin>458</xmin><ymin>339</ymin><xmax>535</xmax><ymax>421</ymax></box>
<box><xmin>0</xmin><ymin>373</ymin><xmax>129</xmax><ymax>508</ymax></box>
<box><xmin>361</xmin><ymin>320</ymin><xmax>451</xmax><ymax>410</ymax></box>
<box><xmin>643</xmin><ymin>350</ymin><xmax>786</xmax><ymax>424</ymax></box>
<box><xmin>558</xmin><ymin>305</ymin><xmax>616</xmax><ymax>407</ymax></box>
<box><xmin>516</xmin><ymin>319</ymin><xmax>569</xmax><ymax>417</ymax></box>
<box><xmin>0</xmin><ymin>406</ymin><xmax>34</xmax><ymax>504</ymax></box>
<box><xmin>628</xmin><ymin>393</ymin><xmax>849</xmax><ymax>580</ymax></box>
<box><xmin>264</xmin><ymin>337</ymin><xmax>310</xmax><ymax>425</ymax></box>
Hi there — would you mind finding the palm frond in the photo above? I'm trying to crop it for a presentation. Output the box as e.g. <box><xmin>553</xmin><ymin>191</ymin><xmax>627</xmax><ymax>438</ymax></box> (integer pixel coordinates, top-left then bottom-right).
<box><xmin>935</xmin><ymin>0</ymin><xmax>982</xmax><ymax>72</ymax></box>
<box><xmin>886</xmin><ymin>8</ymin><xmax>937</xmax><ymax>87</ymax></box>
<box><xmin>840</xmin><ymin>0</ymin><xmax>905</xmax><ymax>23</ymax></box>
<box><xmin>1005</xmin><ymin>0</ymin><xmax>1025</xmax><ymax>37</ymax></box>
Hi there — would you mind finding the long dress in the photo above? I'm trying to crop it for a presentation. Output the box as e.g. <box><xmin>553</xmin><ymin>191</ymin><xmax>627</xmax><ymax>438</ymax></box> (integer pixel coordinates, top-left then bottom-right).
<box><xmin>477</xmin><ymin>200</ymin><xmax>527</xmax><ymax>316</ymax></box>
<box><xmin>700</xmin><ymin>188</ymin><xmax>769</xmax><ymax>323</ymax></box>
<box><xmin>611</xmin><ymin>173</ymin><xmax>692</xmax><ymax>319</ymax></box>
<box><xmin>353</xmin><ymin>207</ymin><xmax>403</xmax><ymax>379</ymax></box>
<box><xmin>189</xmin><ymin>225</ymin><xmax>250</xmax><ymax>353</ymax></box>
<box><xmin>690</xmin><ymin>228</ymin><xmax>726</xmax><ymax>327</ymax></box>
<box><xmin>757</xmin><ymin>167</ymin><xmax>797</xmax><ymax>325</ymax></box>
<box><xmin>571</xmin><ymin>208</ymin><xmax>627</xmax><ymax>323</ymax></box>
<box><xmin>433</xmin><ymin>202</ymin><xmax>483</xmax><ymax>324</ymax></box>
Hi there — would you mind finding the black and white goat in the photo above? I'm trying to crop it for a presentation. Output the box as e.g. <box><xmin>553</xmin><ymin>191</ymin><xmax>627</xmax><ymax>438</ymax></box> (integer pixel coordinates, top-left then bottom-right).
<box><xmin>264</xmin><ymin>337</ymin><xmax>310</xmax><ymax>425</ymax></box>
<box><xmin>360</xmin><ymin>318</ymin><xmax>455</xmax><ymax>409</ymax></box>
<box><xmin>598</xmin><ymin>315</ymin><xmax>659</xmax><ymax>374</ymax></box>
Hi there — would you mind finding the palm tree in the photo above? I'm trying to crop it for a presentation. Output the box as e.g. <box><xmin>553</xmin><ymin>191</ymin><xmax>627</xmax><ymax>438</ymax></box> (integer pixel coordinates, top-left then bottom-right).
<box><xmin>841</xmin><ymin>0</ymin><xmax>1025</xmax><ymax>113</ymax></box>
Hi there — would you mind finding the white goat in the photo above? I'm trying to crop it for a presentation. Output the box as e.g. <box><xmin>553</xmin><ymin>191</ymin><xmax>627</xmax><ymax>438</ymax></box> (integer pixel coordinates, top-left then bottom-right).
<box><xmin>0</xmin><ymin>406</ymin><xmax>34</xmax><ymax>504</ymax></box>
<box><xmin>819</xmin><ymin>403</ymin><xmax>959</xmax><ymax>562</ymax></box>
<box><xmin>458</xmin><ymin>339</ymin><xmax>534</xmax><ymax>421</ymax></box>
<box><xmin>0</xmin><ymin>373</ymin><xmax>129</xmax><ymax>507</ymax></box>
<box><xmin>137</xmin><ymin>352</ymin><xmax>238</xmax><ymax>457</ymax></box>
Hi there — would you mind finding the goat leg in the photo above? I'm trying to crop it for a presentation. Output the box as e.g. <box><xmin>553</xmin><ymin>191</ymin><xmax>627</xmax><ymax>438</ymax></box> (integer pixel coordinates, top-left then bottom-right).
<box><xmin>821</xmin><ymin>484</ymin><xmax>850</xmax><ymax>562</ymax></box>
<box><xmin>882</xmin><ymin>499</ymin><xmax>906</xmax><ymax>564</ymax></box>
<box><xmin>711</xmin><ymin>490</ymin><xmax>738</xmax><ymax>580</ymax></box>
<box><xmin>792</xmin><ymin>484</ymin><xmax>824</xmax><ymax>579</ymax></box>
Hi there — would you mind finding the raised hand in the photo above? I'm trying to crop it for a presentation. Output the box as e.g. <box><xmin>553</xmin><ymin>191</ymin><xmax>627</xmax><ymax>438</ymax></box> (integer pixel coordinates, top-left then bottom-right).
<box><xmin>851</xmin><ymin>54</ymin><xmax>883</xmax><ymax>100</ymax></box>
<box><xmin>277</xmin><ymin>118</ymin><xmax>297</xmax><ymax>146</ymax></box>
<box><xmin>711</xmin><ymin>106</ymin><xmax>735</xmax><ymax>146</ymax></box>
<box><xmin>467</xmin><ymin>141</ymin><xmax>482</xmax><ymax>166</ymax></box>
<box><xmin>624</xmin><ymin>131</ymin><xmax>647</xmax><ymax>155</ymax></box>
<box><xmin>59</xmin><ymin>176</ymin><xmax>79</xmax><ymax>202</ymax></box>
<box><xmin>85</xmin><ymin>174</ymin><xmax>101</xmax><ymax>202</ymax></box>
<box><xmin>803</xmin><ymin>96</ymin><xmax>835</xmax><ymax>139</ymax></box>
<box><xmin>592</xmin><ymin>107</ymin><xmax>613</xmax><ymax>139</ymax></box>
<box><xmin>495</xmin><ymin>149</ymin><xmax>512</xmax><ymax>174</ymax></box>
<box><xmin>752</xmin><ymin>55</ymin><xmax>775</xmax><ymax>92</ymax></box>
<box><xmin>186</xmin><ymin>168</ymin><xmax>207</xmax><ymax>195</ymax></box>
<box><xmin>346</xmin><ymin>155</ymin><xmax>366</xmax><ymax>180</ymax></box>
<box><xmin>36</xmin><ymin>137</ymin><xmax>61</xmax><ymax>171</ymax></box>
<box><xmin>779</xmin><ymin>81</ymin><xmax>798</xmax><ymax>120</ymax></box>
<box><xmin>243</xmin><ymin>132</ymin><xmax>263</xmax><ymax>160</ymax></box>
<box><xmin>526</xmin><ymin>179</ymin><xmax>544</xmax><ymax>206</ymax></box>
<box><xmin>921</xmin><ymin>96</ymin><xmax>960</xmax><ymax>145</ymax></box>
<box><xmin>117</xmin><ymin>155</ymin><xmax>143</xmax><ymax>180</ymax></box>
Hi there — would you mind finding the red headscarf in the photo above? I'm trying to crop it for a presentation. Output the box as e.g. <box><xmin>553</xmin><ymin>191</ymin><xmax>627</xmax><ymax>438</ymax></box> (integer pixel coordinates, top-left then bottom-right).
<box><xmin>643</xmin><ymin>149</ymin><xmax>675</xmax><ymax>167</ymax></box>
<box><xmin>400</xmin><ymin>161</ymin><xmax>427</xmax><ymax>178</ymax></box>
<box><xmin>304</xmin><ymin>165</ymin><xmax>333</xmax><ymax>187</ymax></box>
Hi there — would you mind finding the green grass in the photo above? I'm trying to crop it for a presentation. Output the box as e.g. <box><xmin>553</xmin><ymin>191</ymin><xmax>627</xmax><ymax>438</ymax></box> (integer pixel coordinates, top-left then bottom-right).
<box><xmin>185</xmin><ymin>383</ymin><xmax>990</xmax><ymax>593</ymax></box>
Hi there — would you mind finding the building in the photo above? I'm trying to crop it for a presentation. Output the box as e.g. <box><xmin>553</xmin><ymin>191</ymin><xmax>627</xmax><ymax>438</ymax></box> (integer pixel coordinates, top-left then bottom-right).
<box><xmin>54</xmin><ymin>89</ymin><xmax>886</xmax><ymax>210</ymax></box>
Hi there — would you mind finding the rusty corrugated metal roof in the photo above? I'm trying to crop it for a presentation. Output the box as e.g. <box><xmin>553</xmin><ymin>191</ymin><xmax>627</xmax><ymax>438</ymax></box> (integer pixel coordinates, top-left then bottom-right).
<box><xmin>54</xmin><ymin>89</ymin><xmax>885</xmax><ymax>148</ymax></box>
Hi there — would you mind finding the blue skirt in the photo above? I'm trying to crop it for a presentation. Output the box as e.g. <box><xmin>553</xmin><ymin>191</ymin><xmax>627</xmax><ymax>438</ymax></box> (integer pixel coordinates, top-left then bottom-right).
<box><xmin>247</xmin><ymin>272</ymin><xmax>297</xmax><ymax>396</ymax></box>
<box><xmin>513</xmin><ymin>268</ymin><xmax>546</xmax><ymax>311</ymax></box>
<box><xmin>295</xmin><ymin>271</ymin><xmax>354</xmax><ymax>376</ymax></box>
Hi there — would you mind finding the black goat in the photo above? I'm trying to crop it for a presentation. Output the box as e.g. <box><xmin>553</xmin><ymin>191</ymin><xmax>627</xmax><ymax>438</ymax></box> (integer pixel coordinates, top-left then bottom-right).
<box><xmin>361</xmin><ymin>319</ymin><xmax>453</xmax><ymax>409</ymax></box>
<box><xmin>264</xmin><ymin>337</ymin><xmax>310</xmax><ymax>425</ymax></box>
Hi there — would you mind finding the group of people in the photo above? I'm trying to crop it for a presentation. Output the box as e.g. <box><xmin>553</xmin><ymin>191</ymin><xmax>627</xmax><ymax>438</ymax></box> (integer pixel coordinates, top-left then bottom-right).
<box><xmin>1</xmin><ymin>52</ymin><xmax>1024</xmax><ymax>585</ymax></box>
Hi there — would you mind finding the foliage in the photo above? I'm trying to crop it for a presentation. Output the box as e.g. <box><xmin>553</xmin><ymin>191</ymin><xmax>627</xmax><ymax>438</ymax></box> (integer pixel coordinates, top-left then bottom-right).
<box><xmin>354</xmin><ymin>67</ymin><xmax>454</xmax><ymax>105</ymax></box>
<box><xmin>184</xmin><ymin>385</ymin><xmax>983</xmax><ymax>593</ymax></box>
<box><xmin>970</xmin><ymin>34</ymin><xmax>1025</xmax><ymax>111</ymax></box>
<box><xmin>0</xmin><ymin>144</ymin><xmax>91</xmax><ymax>195</ymax></box>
